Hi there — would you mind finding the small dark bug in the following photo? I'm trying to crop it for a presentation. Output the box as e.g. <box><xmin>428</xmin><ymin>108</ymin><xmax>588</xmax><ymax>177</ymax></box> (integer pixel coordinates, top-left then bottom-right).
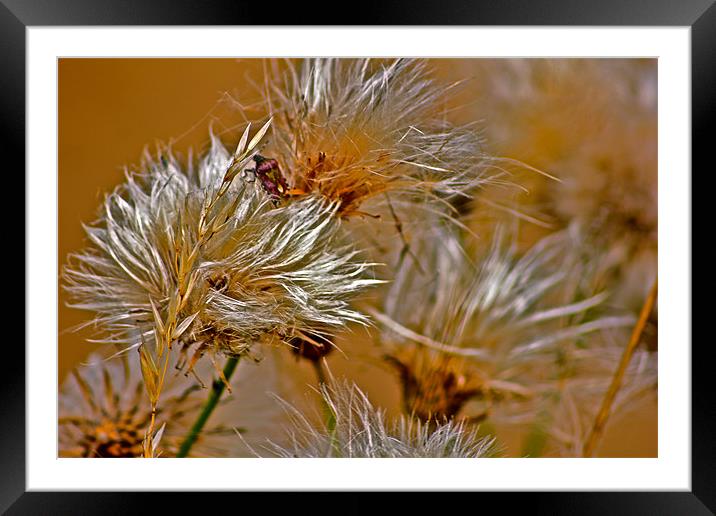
<box><xmin>244</xmin><ymin>154</ymin><xmax>289</xmax><ymax>204</ymax></box>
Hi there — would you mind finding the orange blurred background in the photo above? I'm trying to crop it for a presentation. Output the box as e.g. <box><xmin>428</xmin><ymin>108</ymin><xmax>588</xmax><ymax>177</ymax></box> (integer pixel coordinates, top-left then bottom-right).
<box><xmin>58</xmin><ymin>58</ymin><xmax>656</xmax><ymax>457</ymax></box>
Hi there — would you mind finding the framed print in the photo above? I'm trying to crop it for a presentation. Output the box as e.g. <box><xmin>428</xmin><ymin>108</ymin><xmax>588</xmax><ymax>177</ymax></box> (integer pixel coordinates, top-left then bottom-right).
<box><xmin>4</xmin><ymin>0</ymin><xmax>711</xmax><ymax>512</ymax></box>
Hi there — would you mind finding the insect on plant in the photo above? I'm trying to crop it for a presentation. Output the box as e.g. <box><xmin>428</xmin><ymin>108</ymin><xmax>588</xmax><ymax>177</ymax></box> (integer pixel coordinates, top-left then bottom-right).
<box><xmin>243</xmin><ymin>154</ymin><xmax>294</xmax><ymax>204</ymax></box>
<box><xmin>59</xmin><ymin>58</ymin><xmax>658</xmax><ymax>460</ymax></box>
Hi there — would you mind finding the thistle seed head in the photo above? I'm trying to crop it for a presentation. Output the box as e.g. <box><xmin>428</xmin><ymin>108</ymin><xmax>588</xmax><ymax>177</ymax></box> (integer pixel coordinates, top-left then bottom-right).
<box><xmin>375</xmin><ymin>224</ymin><xmax>639</xmax><ymax>427</ymax></box>
<box><xmin>63</xmin><ymin>133</ymin><xmax>382</xmax><ymax>369</ymax></box>
<box><xmin>385</xmin><ymin>349</ymin><xmax>484</xmax><ymax>422</ymax></box>
<box><xmin>263</xmin><ymin>380</ymin><xmax>497</xmax><ymax>458</ymax></box>
<box><xmin>258</xmin><ymin>59</ymin><xmax>495</xmax><ymax>219</ymax></box>
<box><xmin>59</xmin><ymin>352</ymin><xmax>230</xmax><ymax>457</ymax></box>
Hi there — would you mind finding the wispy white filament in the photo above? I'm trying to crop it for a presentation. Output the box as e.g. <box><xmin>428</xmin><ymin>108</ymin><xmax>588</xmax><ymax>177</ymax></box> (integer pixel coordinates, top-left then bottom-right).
<box><xmin>263</xmin><ymin>380</ymin><xmax>497</xmax><ymax>458</ymax></box>
<box><xmin>64</xmin><ymin>135</ymin><xmax>381</xmax><ymax>359</ymax></box>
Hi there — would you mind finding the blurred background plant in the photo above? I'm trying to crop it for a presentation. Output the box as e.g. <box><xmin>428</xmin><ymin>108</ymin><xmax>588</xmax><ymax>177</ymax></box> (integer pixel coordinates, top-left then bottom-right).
<box><xmin>59</xmin><ymin>349</ymin><xmax>235</xmax><ymax>457</ymax></box>
<box><xmin>58</xmin><ymin>57</ymin><xmax>657</xmax><ymax>458</ymax></box>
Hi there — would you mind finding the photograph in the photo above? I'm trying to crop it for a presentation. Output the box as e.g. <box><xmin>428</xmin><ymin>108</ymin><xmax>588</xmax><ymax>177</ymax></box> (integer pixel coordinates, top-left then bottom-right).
<box><xmin>57</xmin><ymin>57</ymin><xmax>658</xmax><ymax>459</ymax></box>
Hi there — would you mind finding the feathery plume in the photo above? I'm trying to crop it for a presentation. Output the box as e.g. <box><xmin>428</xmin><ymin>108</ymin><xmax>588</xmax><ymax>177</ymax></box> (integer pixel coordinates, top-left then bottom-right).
<box><xmin>255</xmin><ymin>59</ymin><xmax>497</xmax><ymax>223</ymax></box>
<box><xmin>63</xmin><ymin>130</ymin><xmax>381</xmax><ymax>381</ymax></box>
<box><xmin>372</xmin><ymin>224</ymin><xmax>636</xmax><ymax>429</ymax></box>
<box><xmin>545</xmin><ymin>331</ymin><xmax>657</xmax><ymax>457</ymax></box>
<box><xmin>260</xmin><ymin>380</ymin><xmax>497</xmax><ymax>458</ymax></box>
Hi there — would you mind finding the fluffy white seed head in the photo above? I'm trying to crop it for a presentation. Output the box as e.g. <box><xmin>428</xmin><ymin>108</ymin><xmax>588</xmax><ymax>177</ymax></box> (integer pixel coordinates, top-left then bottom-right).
<box><xmin>373</xmin><ymin>224</ymin><xmax>642</xmax><ymax>427</ymax></box>
<box><xmin>63</xmin><ymin>134</ymin><xmax>382</xmax><ymax>363</ymax></box>
<box><xmin>255</xmin><ymin>58</ymin><xmax>498</xmax><ymax>221</ymax></box>
<box><xmin>262</xmin><ymin>380</ymin><xmax>497</xmax><ymax>458</ymax></box>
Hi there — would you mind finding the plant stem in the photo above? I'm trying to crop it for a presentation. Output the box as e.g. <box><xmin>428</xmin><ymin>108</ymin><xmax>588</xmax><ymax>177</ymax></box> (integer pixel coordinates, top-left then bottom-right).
<box><xmin>176</xmin><ymin>356</ymin><xmax>240</xmax><ymax>458</ymax></box>
<box><xmin>312</xmin><ymin>362</ymin><xmax>334</xmax><ymax>434</ymax></box>
<box><xmin>312</xmin><ymin>358</ymin><xmax>329</xmax><ymax>387</ymax></box>
<box><xmin>582</xmin><ymin>278</ymin><xmax>658</xmax><ymax>457</ymax></box>
<box><xmin>311</xmin><ymin>359</ymin><xmax>339</xmax><ymax>457</ymax></box>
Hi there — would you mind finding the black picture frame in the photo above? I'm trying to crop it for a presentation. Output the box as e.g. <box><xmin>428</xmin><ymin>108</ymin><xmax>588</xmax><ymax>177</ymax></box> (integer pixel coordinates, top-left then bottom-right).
<box><xmin>4</xmin><ymin>0</ymin><xmax>710</xmax><ymax>513</ymax></box>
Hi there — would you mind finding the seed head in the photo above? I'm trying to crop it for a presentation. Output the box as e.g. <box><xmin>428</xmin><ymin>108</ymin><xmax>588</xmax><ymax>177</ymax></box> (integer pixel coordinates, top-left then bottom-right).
<box><xmin>259</xmin><ymin>59</ymin><xmax>495</xmax><ymax>219</ymax></box>
<box><xmin>261</xmin><ymin>380</ymin><xmax>497</xmax><ymax>458</ymax></box>
<box><xmin>373</xmin><ymin>224</ymin><xmax>637</xmax><ymax>426</ymax></box>
<box><xmin>63</xmin><ymin>132</ymin><xmax>382</xmax><ymax>373</ymax></box>
<box><xmin>59</xmin><ymin>352</ymin><xmax>231</xmax><ymax>457</ymax></box>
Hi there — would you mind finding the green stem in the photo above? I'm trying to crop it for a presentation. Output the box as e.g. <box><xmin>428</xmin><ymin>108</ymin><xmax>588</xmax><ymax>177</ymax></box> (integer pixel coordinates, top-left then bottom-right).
<box><xmin>311</xmin><ymin>360</ymin><xmax>339</xmax><ymax>457</ymax></box>
<box><xmin>176</xmin><ymin>356</ymin><xmax>239</xmax><ymax>458</ymax></box>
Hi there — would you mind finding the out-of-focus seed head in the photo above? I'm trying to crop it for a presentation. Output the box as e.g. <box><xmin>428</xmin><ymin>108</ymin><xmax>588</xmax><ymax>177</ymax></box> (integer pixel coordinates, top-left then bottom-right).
<box><xmin>385</xmin><ymin>349</ymin><xmax>484</xmax><ymax>422</ymax></box>
<box><xmin>59</xmin><ymin>352</ymin><xmax>229</xmax><ymax>457</ymax></box>
<box><xmin>373</xmin><ymin>224</ymin><xmax>638</xmax><ymax>428</ymax></box>
<box><xmin>462</xmin><ymin>59</ymin><xmax>657</xmax><ymax>288</ymax></box>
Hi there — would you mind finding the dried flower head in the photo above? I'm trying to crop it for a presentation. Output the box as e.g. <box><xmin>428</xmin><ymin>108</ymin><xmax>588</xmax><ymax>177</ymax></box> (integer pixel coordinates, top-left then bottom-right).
<box><xmin>385</xmin><ymin>349</ymin><xmax>483</xmax><ymax>422</ymax></box>
<box><xmin>260</xmin><ymin>380</ymin><xmax>497</xmax><ymax>458</ymax></box>
<box><xmin>59</xmin><ymin>352</ymin><xmax>231</xmax><ymax>457</ymax></box>
<box><xmin>63</xmin><ymin>129</ymin><xmax>381</xmax><ymax>381</ymax></box>
<box><xmin>372</xmin><ymin>224</ymin><xmax>635</xmax><ymax>427</ymax></box>
<box><xmin>259</xmin><ymin>58</ymin><xmax>495</xmax><ymax>220</ymax></box>
<box><xmin>463</xmin><ymin>59</ymin><xmax>657</xmax><ymax>271</ymax></box>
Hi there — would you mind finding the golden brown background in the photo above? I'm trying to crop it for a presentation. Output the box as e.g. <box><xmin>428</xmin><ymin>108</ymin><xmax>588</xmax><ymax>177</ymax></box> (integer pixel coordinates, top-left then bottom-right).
<box><xmin>58</xmin><ymin>58</ymin><xmax>657</xmax><ymax>457</ymax></box>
